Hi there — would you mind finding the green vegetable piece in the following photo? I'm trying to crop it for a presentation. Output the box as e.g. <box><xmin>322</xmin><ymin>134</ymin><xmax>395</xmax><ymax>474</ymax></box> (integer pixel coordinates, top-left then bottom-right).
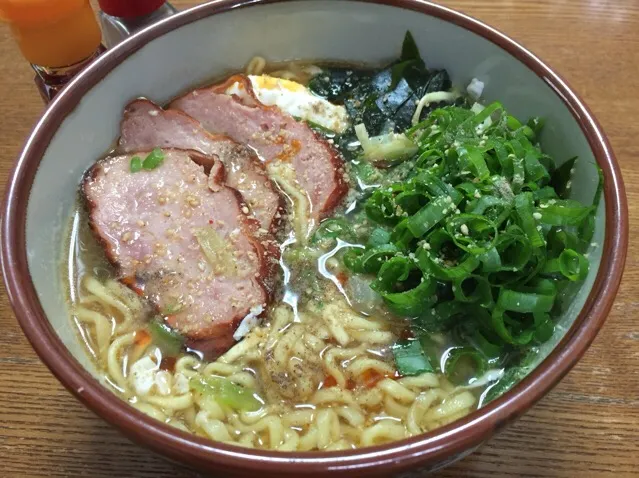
<box><xmin>142</xmin><ymin>148</ymin><xmax>165</xmax><ymax>170</ymax></box>
<box><xmin>535</xmin><ymin>199</ymin><xmax>593</xmax><ymax>227</ymax></box>
<box><xmin>549</xmin><ymin>156</ymin><xmax>577</xmax><ymax>199</ymax></box>
<box><xmin>444</xmin><ymin>347</ymin><xmax>488</xmax><ymax>385</ymax></box>
<box><xmin>445</xmin><ymin>213</ymin><xmax>498</xmax><ymax>255</ymax></box>
<box><xmin>533</xmin><ymin>312</ymin><xmax>555</xmax><ymax>342</ymax></box>
<box><xmin>367</xmin><ymin>228</ymin><xmax>392</xmax><ymax>247</ymax></box>
<box><xmin>147</xmin><ymin>320</ymin><xmax>185</xmax><ymax>356</ymax></box>
<box><xmin>497</xmin><ymin>288</ymin><xmax>555</xmax><ymax>314</ymax></box>
<box><xmin>371</xmin><ymin>256</ymin><xmax>413</xmax><ymax>292</ymax></box>
<box><xmin>514</xmin><ymin>192</ymin><xmax>545</xmax><ymax>248</ymax></box>
<box><xmin>558</xmin><ymin>249</ymin><xmax>589</xmax><ymax>281</ymax></box>
<box><xmin>393</xmin><ymin>339</ymin><xmax>433</xmax><ymax>376</ymax></box>
<box><xmin>407</xmin><ymin>192</ymin><xmax>462</xmax><ymax>238</ymax></box>
<box><xmin>312</xmin><ymin>218</ymin><xmax>354</xmax><ymax>244</ymax></box>
<box><xmin>490</xmin><ymin>307</ymin><xmax>535</xmax><ymax>345</ymax></box>
<box><xmin>459</xmin><ymin>146</ymin><xmax>490</xmax><ymax>180</ymax></box>
<box><xmin>355</xmin><ymin>243</ymin><xmax>400</xmax><ymax>274</ymax></box>
<box><xmin>452</xmin><ymin>274</ymin><xmax>493</xmax><ymax>306</ymax></box>
<box><xmin>578</xmin><ymin>165</ymin><xmax>604</xmax><ymax>246</ymax></box>
<box><xmin>417</xmin><ymin>248</ymin><xmax>480</xmax><ymax>281</ymax></box>
<box><xmin>190</xmin><ymin>376</ymin><xmax>262</xmax><ymax>412</ymax></box>
<box><xmin>130</xmin><ymin>156</ymin><xmax>142</xmax><ymax>173</ymax></box>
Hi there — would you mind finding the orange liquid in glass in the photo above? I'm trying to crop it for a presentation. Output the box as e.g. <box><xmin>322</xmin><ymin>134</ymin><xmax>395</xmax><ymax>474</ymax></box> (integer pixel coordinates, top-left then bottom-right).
<box><xmin>0</xmin><ymin>0</ymin><xmax>102</xmax><ymax>67</ymax></box>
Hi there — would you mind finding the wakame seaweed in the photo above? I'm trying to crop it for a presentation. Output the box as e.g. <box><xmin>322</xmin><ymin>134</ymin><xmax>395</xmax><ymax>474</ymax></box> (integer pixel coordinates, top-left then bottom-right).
<box><xmin>309</xmin><ymin>32</ymin><xmax>459</xmax><ymax>160</ymax></box>
<box><xmin>310</xmin><ymin>31</ymin><xmax>601</xmax><ymax>395</ymax></box>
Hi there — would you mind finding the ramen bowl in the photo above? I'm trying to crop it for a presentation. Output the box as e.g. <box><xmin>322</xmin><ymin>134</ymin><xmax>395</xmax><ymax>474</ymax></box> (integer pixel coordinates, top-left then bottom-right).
<box><xmin>0</xmin><ymin>0</ymin><xmax>627</xmax><ymax>476</ymax></box>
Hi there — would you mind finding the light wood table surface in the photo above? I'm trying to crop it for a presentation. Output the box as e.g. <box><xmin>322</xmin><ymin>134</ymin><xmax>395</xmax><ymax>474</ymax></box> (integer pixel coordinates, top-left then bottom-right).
<box><xmin>1</xmin><ymin>1</ymin><xmax>637</xmax><ymax>476</ymax></box>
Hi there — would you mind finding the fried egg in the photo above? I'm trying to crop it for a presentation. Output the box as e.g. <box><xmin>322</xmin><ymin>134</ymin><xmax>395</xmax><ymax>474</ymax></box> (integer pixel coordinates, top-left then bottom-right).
<box><xmin>226</xmin><ymin>74</ymin><xmax>349</xmax><ymax>133</ymax></box>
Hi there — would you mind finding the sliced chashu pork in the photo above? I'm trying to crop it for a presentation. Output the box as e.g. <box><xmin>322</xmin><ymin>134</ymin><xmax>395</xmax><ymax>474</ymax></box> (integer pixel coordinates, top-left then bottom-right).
<box><xmin>83</xmin><ymin>148</ymin><xmax>273</xmax><ymax>356</ymax></box>
<box><xmin>169</xmin><ymin>75</ymin><xmax>349</xmax><ymax>239</ymax></box>
<box><xmin>118</xmin><ymin>98</ymin><xmax>282</xmax><ymax>233</ymax></box>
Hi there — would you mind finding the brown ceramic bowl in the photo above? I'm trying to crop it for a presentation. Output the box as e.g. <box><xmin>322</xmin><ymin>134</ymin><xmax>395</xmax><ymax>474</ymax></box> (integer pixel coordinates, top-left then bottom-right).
<box><xmin>0</xmin><ymin>0</ymin><xmax>628</xmax><ymax>476</ymax></box>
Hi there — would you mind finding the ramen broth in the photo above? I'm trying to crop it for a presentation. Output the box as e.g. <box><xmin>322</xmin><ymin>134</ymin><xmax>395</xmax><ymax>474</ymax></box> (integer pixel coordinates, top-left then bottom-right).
<box><xmin>64</xmin><ymin>33</ymin><xmax>597</xmax><ymax>451</ymax></box>
<box><xmin>65</xmin><ymin>170</ymin><xmax>481</xmax><ymax>450</ymax></box>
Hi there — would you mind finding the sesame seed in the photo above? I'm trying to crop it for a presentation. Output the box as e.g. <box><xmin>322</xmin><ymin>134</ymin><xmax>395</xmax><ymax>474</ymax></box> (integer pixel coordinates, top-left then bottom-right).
<box><xmin>186</xmin><ymin>195</ymin><xmax>200</xmax><ymax>207</ymax></box>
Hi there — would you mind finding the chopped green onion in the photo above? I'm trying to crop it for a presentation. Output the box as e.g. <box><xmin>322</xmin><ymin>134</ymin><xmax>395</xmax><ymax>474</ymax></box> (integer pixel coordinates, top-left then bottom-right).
<box><xmin>130</xmin><ymin>156</ymin><xmax>142</xmax><ymax>173</ymax></box>
<box><xmin>393</xmin><ymin>339</ymin><xmax>433</xmax><ymax>376</ymax></box>
<box><xmin>142</xmin><ymin>148</ymin><xmax>165</xmax><ymax>170</ymax></box>
<box><xmin>312</xmin><ymin>218</ymin><xmax>354</xmax><ymax>244</ymax></box>
<box><xmin>327</xmin><ymin>51</ymin><xmax>598</xmax><ymax>388</ymax></box>
<box><xmin>557</xmin><ymin>248</ymin><xmax>589</xmax><ymax>281</ymax></box>
<box><xmin>190</xmin><ymin>376</ymin><xmax>262</xmax><ymax>411</ymax></box>
<box><xmin>147</xmin><ymin>320</ymin><xmax>185</xmax><ymax>356</ymax></box>
<box><xmin>444</xmin><ymin>347</ymin><xmax>488</xmax><ymax>385</ymax></box>
<box><xmin>445</xmin><ymin>213</ymin><xmax>498</xmax><ymax>255</ymax></box>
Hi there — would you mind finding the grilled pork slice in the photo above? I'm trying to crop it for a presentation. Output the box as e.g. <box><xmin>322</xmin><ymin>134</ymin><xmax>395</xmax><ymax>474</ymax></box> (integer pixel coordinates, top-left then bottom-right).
<box><xmin>169</xmin><ymin>75</ymin><xmax>348</xmax><ymax>238</ymax></box>
<box><xmin>83</xmin><ymin>148</ymin><xmax>273</xmax><ymax>356</ymax></box>
<box><xmin>118</xmin><ymin>98</ymin><xmax>282</xmax><ymax>233</ymax></box>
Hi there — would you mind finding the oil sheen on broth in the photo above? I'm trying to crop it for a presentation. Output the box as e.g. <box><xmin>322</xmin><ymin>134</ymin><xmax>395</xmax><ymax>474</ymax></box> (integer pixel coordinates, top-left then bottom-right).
<box><xmin>65</xmin><ymin>34</ymin><xmax>596</xmax><ymax>451</ymax></box>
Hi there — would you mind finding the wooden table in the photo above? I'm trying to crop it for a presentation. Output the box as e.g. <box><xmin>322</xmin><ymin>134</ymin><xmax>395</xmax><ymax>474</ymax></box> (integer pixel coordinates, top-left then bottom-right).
<box><xmin>1</xmin><ymin>1</ymin><xmax>637</xmax><ymax>476</ymax></box>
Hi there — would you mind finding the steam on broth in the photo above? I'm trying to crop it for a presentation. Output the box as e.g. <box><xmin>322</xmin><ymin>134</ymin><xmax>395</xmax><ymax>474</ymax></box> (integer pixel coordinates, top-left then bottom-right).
<box><xmin>65</xmin><ymin>32</ymin><xmax>598</xmax><ymax>451</ymax></box>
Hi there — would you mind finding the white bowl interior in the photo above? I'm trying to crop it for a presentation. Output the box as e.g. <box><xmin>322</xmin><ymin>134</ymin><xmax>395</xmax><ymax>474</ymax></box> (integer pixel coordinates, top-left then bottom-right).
<box><xmin>24</xmin><ymin>0</ymin><xmax>604</xmax><ymax>377</ymax></box>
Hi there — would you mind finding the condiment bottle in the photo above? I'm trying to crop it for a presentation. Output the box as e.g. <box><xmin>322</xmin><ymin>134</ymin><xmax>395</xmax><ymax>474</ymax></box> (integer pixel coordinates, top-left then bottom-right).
<box><xmin>97</xmin><ymin>0</ymin><xmax>176</xmax><ymax>48</ymax></box>
<box><xmin>0</xmin><ymin>0</ymin><xmax>105</xmax><ymax>102</ymax></box>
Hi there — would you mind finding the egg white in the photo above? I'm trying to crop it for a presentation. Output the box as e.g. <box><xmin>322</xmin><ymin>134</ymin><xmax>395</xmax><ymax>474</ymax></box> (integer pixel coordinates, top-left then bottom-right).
<box><xmin>226</xmin><ymin>74</ymin><xmax>349</xmax><ymax>133</ymax></box>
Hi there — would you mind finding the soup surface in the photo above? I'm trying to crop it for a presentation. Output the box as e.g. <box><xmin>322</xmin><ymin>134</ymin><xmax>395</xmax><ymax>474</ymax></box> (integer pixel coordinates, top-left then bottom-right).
<box><xmin>64</xmin><ymin>33</ymin><xmax>598</xmax><ymax>451</ymax></box>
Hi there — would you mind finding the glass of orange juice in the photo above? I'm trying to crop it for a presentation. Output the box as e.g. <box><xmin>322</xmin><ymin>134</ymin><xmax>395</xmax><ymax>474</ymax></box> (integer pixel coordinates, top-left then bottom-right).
<box><xmin>0</xmin><ymin>0</ymin><xmax>102</xmax><ymax>68</ymax></box>
<box><xmin>0</xmin><ymin>0</ymin><xmax>104</xmax><ymax>101</ymax></box>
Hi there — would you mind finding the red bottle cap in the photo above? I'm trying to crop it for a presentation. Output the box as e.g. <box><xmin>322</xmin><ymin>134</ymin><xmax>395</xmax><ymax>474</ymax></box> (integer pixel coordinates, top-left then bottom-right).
<box><xmin>98</xmin><ymin>0</ymin><xmax>166</xmax><ymax>18</ymax></box>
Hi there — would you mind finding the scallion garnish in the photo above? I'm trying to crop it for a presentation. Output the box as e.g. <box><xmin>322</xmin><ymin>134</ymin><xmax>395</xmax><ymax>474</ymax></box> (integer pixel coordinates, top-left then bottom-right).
<box><xmin>341</xmin><ymin>97</ymin><xmax>600</xmax><ymax>378</ymax></box>
<box><xmin>142</xmin><ymin>148</ymin><xmax>165</xmax><ymax>170</ymax></box>
<box><xmin>130</xmin><ymin>149</ymin><xmax>165</xmax><ymax>173</ymax></box>
<box><xmin>130</xmin><ymin>156</ymin><xmax>142</xmax><ymax>172</ymax></box>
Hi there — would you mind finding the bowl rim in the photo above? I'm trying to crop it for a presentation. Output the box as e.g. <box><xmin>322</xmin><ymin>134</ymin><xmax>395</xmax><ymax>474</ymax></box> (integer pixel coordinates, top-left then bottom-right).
<box><xmin>0</xmin><ymin>0</ymin><xmax>628</xmax><ymax>475</ymax></box>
